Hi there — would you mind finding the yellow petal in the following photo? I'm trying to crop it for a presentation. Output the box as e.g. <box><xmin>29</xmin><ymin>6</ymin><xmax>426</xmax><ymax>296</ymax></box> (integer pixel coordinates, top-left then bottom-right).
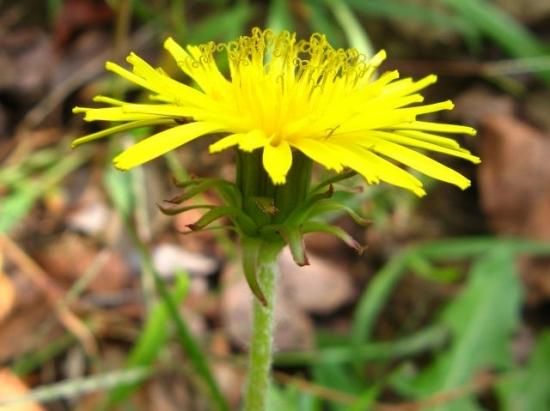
<box><xmin>331</xmin><ymin>143</ymin><xmax>426</xmax><ymax>196</ymax></box>
<box><xmin>262</xmin><ymin>142</ymin><xmax>292</xmax><ymax>185</ymax></box>
<box><xmin>93</xmin><ymin>95</ymin><xmax>126</xmax><ymax>105</ymax></box>
<box><xmin>126</xmin><ymin>52</ymin><xmax>212</xmax><ymax>106</ymax></box>
<box><xmin>393</xmin><ymin>121</ymin><xmax>477</xmax><ymax>136</ymax></box>
<box><xmin>384</xmin><ymin>74</ymin><xmax>437</xmax><ymax>97</ymax></box>
<box><xmin>75</xmin><ymin>107</ymin><xmax>158</xmax><ymax>122</ymax></box>
<box><xmin>105</xmin><ymin>61</ymin><xmax>153</xmax><ymax>91</ymax></box>
<box><xmin>113</xmin><ymin>122</ymin><xmax>221</xmax><ymax>170</ymax></box>
<box><xmin>400</xmin><ymin>100</ymin><xmax>454</xmax><ymax>116</ymax></box>
<box><xmin>393</xmin><ymin>129</ymin><xmax>461</xmax><ymax>148</ymax></box>
<box><xmin>239</xmin><ymin>129</ymin><xmax>269</xmax><ymax>152</ymax></box>
<box><xmin>292</xmin><ymin>139</ymin><xmax>343</xmax><ymax>172</ymax></box>
<box><xmin>121</xmin><ymin>103</ymin><xmax>200</xmax><ymax>118</ymax></box>
<box><xmin>371</xmin><ymin>131</ymin><xmax>481</xmax><ymax>163</ymax></box>
<box><xmin>164</xmin><ymin>37</ymin><xmax>224</xmax><ymax>95</ymax></box>
<box><xmin>71</xmin><ymin>119</ymin><xmax>174</xmax><ymax>147</ymax></box>
<box><xmin>209</xmin><ymin>133</ymin><xmax>245</xmax><ymax>153</ymax></box>
<box><xmin>371</xmin><ymin>139</ymin><xmax>472</xmax><ymax>189</ymax></box>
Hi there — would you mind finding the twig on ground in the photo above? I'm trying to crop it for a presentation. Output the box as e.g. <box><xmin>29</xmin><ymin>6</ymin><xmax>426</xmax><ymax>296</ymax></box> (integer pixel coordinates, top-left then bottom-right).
<box><xmin>0</xmin><ymin>235</ymin><xmax>98</xmax><ymax>355</ymax></box>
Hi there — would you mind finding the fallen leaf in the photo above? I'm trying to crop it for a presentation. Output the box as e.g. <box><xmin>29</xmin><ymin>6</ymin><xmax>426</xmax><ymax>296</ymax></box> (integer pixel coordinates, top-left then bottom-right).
<box><xmin>53</xmin><ymin>0</ymin><xmax>114</xmax><ymax>49</ymax></box>
<box><xmin>67</xmin><ymin>201</ymin><xmax>111</xmax><ymax>237</ymax></box>
<box><xmin>0</xmin><ymin>274</ymin><xmax>15</xmax><ymax>324</ymax></box>
<box><xmin>479</xmin><ymin>114</ymin><xmax>550</xmax><ymax>240</ymax></box>
<box><xmin>479</xmin><ymin>114</ymin><xmax>550</xmax><ymax>303</ymax></box>
<box><xmin>524</xmin><ymin>90</ymin><xmax>550</xmax><ymax>132</ymax></box>
<box><xmin>278</xmin><ymin>247</ymin><xmax>354</xmax><ymax>315</ymax></box>
<box><xmin>152</xmin><ymin>243</ymin><xmax>218</xmax><ymax>278</ymax></box>
<box><xmin>0</xmin><ymin>295</ymin><xmax>59</xmax><ymax>362</ymax></box>
<box><xmin>145</xmin><ymin>373</ymin><xmax>200</xmax><ymax>411</ymax></box>
<box><xmin>0</xmin><ymin>28</ymin><xmax>54</xmax><ymax>104</ymax></box>
<box><xmin>452</xmin><ymin>86</ymin><xmax>515</xmax><ymax>127</ymax></box>
<box><xmin>34</xmin><ymin>233</ymin><xmax>131</xmax><ymax>293</ymax></box>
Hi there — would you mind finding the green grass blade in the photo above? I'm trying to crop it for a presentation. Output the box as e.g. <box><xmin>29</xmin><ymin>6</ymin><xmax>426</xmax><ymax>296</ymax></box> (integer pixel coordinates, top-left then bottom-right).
<box><xmin>352</xmin><ymin>237</ymin><xmax>550</xmax><ymax>348</ymax></box>
<box><xmin>305</xmin><ymin>0</ymin><xmax>345</xmax><ymax>47</ymax></box>
<box><xmin>415</xmin><ymin>237</ymin><xmax>550</xmax><ymax>260</ymax></box>
<box><xmin>0</xmin><ymin>148</ymin><xmax>59</xmax><ymax>186</ymax></box>
<box><xmin>186</xmin><ymin>3</ymin><xmax>254</xmax><ymax>43</ymax></box>
<box><xmin>267</xmin><ymin>0</ymin><xmax>295</xmax><ymax>33</ymax></box>
<box><xmin>443</xmin><ymin>0</ymin><xmax>544</xmax><ymax>56</ymax></box>
<box><xmin>127</xmin><ymin>225</ymin><xmax>229</xmax><ymax>411</ymax></box>
<box><xmin>12</xmin><ymin>334</ymin><xmax>76</xmax><ymax>376</ymax></box>
<box><xmin>443</xmin><ymin>0</ymin><xmax>550</xmax><ymax>83</ymax></box>
<box><xmin>345</xmin><ymin>0</ymin><xmax>479</xmax><ymax>41</ymax></box>
<box><xmin>0</xmin><ymin>368</ymin><xmax>151</xmax><ymax>407</ymax></box>
<box><xmin>352</xmin><ymin>252</ymin><xmax>410</xmax><ymax>345</ymax></box>
<box><xmin>346</xmin><ymin>386</ymin><xmax>380</xmax><ymax>411</ymax></box>
<box><xmin>0</xmin><ymin>149</ymin><xmax>90</xmax><ymax>233</ymax></box>
<box><xmin>275</xmin><ymin>325</ymin><xmax>448</xmax><ymax>366</ymax></box>
<box><xmin>401</xmin><ymin>246</ymin><xmax>522</xmax><ymax>410</ymax></box>
<box><xmin>105</xmin><ymin>272</ymin><xmax>190</xmax><ymax>406</ymax></box>
<box><xmin>103</xmin><ymin>165</ymin><xmax>135</xmax><ymax>220</ymax></box>
<box><xmin>326</xmin><ymin>0</ymin><xmax>373</xmax><ymax>56</ymax></box>
<box><xmin>497</xmin><ymin>331</ymin><xmax>550</xmax><ymax>411</ymax></box>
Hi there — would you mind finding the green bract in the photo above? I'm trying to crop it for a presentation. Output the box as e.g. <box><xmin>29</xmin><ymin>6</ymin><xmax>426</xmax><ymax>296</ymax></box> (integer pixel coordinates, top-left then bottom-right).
<box><xmin>159</xmin><ymin>149</ymin><xmax>366</xmax><ymax>304</ymax></box>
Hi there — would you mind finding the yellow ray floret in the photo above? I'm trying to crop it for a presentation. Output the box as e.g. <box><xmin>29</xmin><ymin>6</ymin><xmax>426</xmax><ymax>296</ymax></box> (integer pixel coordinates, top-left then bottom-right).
<box><xmin>73</xmin><ymin>27</ymin><xmax>480</xmax><ymax>195</ymax></box>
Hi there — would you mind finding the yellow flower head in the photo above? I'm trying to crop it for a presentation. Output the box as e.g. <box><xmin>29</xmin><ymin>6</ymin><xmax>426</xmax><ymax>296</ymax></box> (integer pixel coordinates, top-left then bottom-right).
<box><xmin>73</xmin><ymin>27</ymin><xmax>479</xmax><ymax>196</ymax></box>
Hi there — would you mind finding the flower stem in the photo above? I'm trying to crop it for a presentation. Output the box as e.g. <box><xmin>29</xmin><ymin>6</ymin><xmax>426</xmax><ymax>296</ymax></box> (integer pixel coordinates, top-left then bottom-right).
<box><xmin>243</xmin><ymin>242</ymin><xmax>281</xmax><ymax>411</ymax></box>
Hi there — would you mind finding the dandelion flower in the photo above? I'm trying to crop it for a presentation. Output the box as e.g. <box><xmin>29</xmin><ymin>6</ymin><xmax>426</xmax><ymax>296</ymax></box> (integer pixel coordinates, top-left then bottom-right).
<box><xmin>73</xmin><ymin>28</ymin><xmax>479</xmax><ymax>196</ymax></box>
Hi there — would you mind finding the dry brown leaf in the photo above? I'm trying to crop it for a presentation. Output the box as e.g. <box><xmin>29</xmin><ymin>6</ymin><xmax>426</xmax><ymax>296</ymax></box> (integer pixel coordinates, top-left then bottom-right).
<box><xmin>0</xmin><ymin>296</ymin><xmax>59</xmax><ymax>362</ymax></box>
<box><xmin>479</xmin><ymin>114</ymin><xmax>550</xmax><ymax>240</ymax></box>
<box><xmin>278</xmin><ymin>247</ymin><xmax>354</xmax><ymax>314</ymax></box>
<box><xmin>479</xmin><ymin>114</ymin><xmax>550</xmax><ymax>303</ymax></box>
<box><xmin>34</xmin><ymin>233</ymin><xmax>131</xmax><ymax>293</ymax></box>
<box><xmin>0</xmin><ymin>274</ymin><xmax>15</xmax><ymax>324</ymax></box>
<box><xmin>0</xmin><ymin>250</ymin><xmax>15</xmax><ymax>324</ymax></box>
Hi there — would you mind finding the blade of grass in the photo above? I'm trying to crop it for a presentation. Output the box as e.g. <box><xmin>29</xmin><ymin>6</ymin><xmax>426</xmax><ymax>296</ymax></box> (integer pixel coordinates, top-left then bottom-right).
<box><xmin>0</xmin><ymin>147</ymin><xmax>59</xmax><ymax>187</ymax></box>
<box><xmin>414</xmin><ymin>237</ymin><xmax>550</xmax><ymax>260</ymax></box>
<box><xmin>346</xmin><ymin>386</ymin><xmax>380</xmax><ymax>411</ymax></box>
<box><xmin>345</xmin><ymin>0</ymin><xmax>480</xmax><ymax>45</ymax></box>
<box><xmin>352</xmin><ymin>237</ymin><xmax>550</xmax><ymax>346</ymax></box>
<box><xmin>326</xmin><ymin>0</ymin><xmax>373</xmax><ymax>56</ymax></box>
<box><xmin>105</xmin><ymin>272</ymin><xmax>190</xmax><ymax>406</ymax></box>
<box><xmin>442</xmin><ymin>0</ymin><xmax>550</xmax><ymax>83</ymax></box>
<box><xmin>103</xmin><ymin>137</ymin><xmax>228</xmax><ymax>410</ymax></box>
<box><xmin>497</xmin><ymin>332</ymin><xmax>550</xmax><ymax>411</ymax></box>
<box><xmin>0</xmin><ymin>367</ymin><xmax>151</xmax><ymax>407</ymax></box>
<box><xmin>400</xmin><ymin>245</ymin><xmax>522</xmax><ymax>410</ymax></box>
<box><xmin>304</xmin><ymin>0</ymin><xmax>345</xmax><ymax>47</ymax></box>
<box><xmin>104</xmin><ymin>153</ymin><xmax>135</xmax><ymax>221</ymax></box>
<box><xmin>169</xmin><ymin>0</ymin><xmax>187</xmax><ymax>39</ymax></box>
<box><xmin>46</xmin><ymin>0</ymin><xmax>63</xmax><ymax>23</ymax></box>
<box><xmin>352</xmin><ymin>252</ymin><xmax>410</xmax><ymax>345</ymax></box>
<box><xmin>275</xmin><ymin>325</ymin><xmax>447</xmax><ymax>366</ymax></box>
<box><xmin>267</xmin><ymin>0</ymin><xmax>295</xmax><ymax>33</ymax></box>
<box><xmin>126</xmin><ymin>222</ymin><xmax>229</xmax><ymax>411</ymax></box>
<box><xmin>12</xmin><ymin>334</ymin><xmax>76</xmax><ymax>376</ymax></box>
<box><xmin>0</xmin><ymin>148</ymin><xmax>91</xmax><ymax>233</ymax></box>
<box><xmin>186</xmin><ymin>3</ymin><xmax>254</xmax><ymax>44</ymax></box>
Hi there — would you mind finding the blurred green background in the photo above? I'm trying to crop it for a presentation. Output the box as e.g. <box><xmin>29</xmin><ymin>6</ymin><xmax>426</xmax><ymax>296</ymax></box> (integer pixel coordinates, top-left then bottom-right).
<box><xmin>1</xmin><ymin>0</ymin><xmax>550</xmax><ymax>410</ymax></box>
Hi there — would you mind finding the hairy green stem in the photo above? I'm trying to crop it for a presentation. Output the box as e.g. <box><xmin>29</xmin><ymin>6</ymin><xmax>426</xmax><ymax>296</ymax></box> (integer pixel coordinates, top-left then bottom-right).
<box><xmin>243</xmin><ymin>243</ymin><xmax>281</xmax><ymax>411</ymax></box>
